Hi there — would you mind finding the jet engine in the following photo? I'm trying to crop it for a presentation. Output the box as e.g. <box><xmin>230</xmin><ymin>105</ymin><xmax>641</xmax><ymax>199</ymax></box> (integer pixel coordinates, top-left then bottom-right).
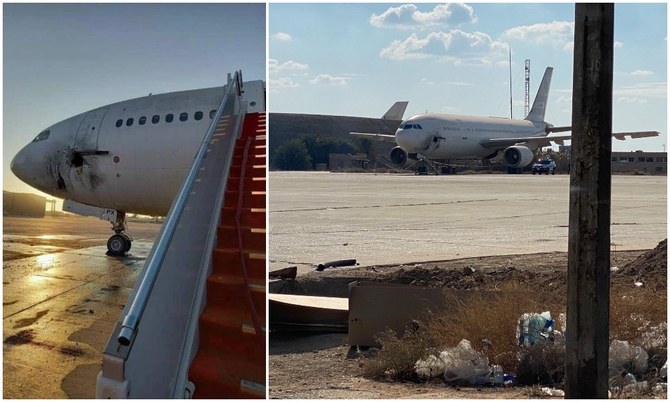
<box><xmin>389</xmin><ymin>146</ymin><xmax>414</xmax><ymax>168</ymax></box>
<box><xmin>503</xmin><ymin>145</ymin><xmax>534</xmax><ymax>168</ymax></box>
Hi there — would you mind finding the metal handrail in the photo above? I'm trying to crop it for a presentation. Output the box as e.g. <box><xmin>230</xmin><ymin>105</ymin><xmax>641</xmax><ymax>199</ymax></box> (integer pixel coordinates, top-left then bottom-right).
<box><xmin>117</xmin><ymin>71</ymin><xmax>243</xmax><ymax>346</ymax></box>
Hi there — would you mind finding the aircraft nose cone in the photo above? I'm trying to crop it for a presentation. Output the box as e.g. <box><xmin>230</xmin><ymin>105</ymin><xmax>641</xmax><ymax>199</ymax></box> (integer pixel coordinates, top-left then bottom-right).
<box><xmin>11</xmin><ymin>146</ymin><xmax>34</xmax><ymax>184</ymax></box>
<box><xmin>395</xmin><ymin>129</ymin><xmax>417</xmax><ymax>151</ymax></box>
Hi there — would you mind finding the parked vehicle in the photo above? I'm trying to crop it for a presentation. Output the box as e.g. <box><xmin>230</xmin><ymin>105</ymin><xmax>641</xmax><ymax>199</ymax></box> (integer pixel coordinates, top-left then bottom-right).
<box><xmin>532</xmin><ymin>158</ymin><xmax>556</xmax><ymax>175</ymax></box>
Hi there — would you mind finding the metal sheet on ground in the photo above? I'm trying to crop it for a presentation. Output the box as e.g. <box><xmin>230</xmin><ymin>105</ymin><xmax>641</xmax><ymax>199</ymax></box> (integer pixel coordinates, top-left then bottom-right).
<box><xmin>269</xmin><ymin>294</ymin><xmax>348</xmax><ymax>331</ymax></box>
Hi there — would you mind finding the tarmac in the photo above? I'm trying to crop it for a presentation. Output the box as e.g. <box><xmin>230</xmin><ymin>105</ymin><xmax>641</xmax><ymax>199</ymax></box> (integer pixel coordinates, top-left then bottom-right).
<box><xmin>3</xmin><ymin>215</ymin><xmax>160</xmax><ymax>399</ymax></box>
<box><xmin>269</xmin><ymin>172</ymin><xmax>667</xmax><ymax>275</ymax></box>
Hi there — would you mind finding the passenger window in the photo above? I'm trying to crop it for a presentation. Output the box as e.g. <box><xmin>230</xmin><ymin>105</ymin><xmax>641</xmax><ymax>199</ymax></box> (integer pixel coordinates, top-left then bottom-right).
<box><xmin>180</xmin><ymin>112</ymin><xmax>188</xmax><ymax>122</ymax></box>
<box><xmin>32</xmin><ymin>130</ymin><xmax>50</xmax><ymax>142</ymax></box>
<box><xmin>210</xmin><ymin>110</ymin><xmax>216</xmax><ymax>119</ymax></box>
<box><xmin>126</xmin><ymin>118</ymin><xmax>134</xmax><ymax>127</ymax></box>
<box><xmin>152</xmin><ymin>115</ymin><xmax>160</xmax><ymax>124</ymax></box>
<box><xmin>116</xmin><ymin>119</ymin><xmax>123</xmax><ymax>128</ymax></box>
<box><xmin>195</xmin><ymin>111</ymin><xmax>203</xmax><ymax>121</ymax></box>
<box><xmin>166</xmin><ymin>113</ymin><xmax>174</xmax><ymax>123</ymax></box>
<box><xmin>139</xmin><ymin>116</ymin><xmax>146</xmax><ymax>125</ymax></box>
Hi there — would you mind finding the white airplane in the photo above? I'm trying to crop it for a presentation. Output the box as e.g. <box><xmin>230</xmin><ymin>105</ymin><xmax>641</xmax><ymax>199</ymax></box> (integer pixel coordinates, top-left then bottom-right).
<box><xmin>11</xmin><ymin>78</ymin><xmax>265</xmax><ymax>255</ymax></box>
<box><xmin>352</xmin><ymin>67</ymin><xmax>658</xmax><ymax>170</ymax></box>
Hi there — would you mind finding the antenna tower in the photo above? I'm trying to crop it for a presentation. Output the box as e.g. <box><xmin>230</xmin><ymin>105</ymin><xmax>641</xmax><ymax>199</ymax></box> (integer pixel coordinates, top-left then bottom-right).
<box><xmin>524</xmin><ymin>59</ymin><xmax>531</xmax><ymax>117</ymax></box>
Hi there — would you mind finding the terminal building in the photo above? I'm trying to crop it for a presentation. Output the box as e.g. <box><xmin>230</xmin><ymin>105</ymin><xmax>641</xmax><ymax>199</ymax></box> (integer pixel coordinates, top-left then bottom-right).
<box><xmin>559</xmin><ymin>146</ymin><xmax>667</xmax><ymax>174</ymax></box>
<box><xmin>611</xmin><ymin>151</ymin><xmax>667</xmax><ymax>174</ymax></box>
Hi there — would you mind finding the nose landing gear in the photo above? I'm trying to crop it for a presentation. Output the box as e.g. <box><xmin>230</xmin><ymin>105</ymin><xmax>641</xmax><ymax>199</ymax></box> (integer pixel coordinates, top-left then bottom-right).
<box><xmin>62</xmin><ymin>200</ymin><xmax>132</xmax><ymax>256</ymax></box>
<box><xmin>106</xmin><ymin>211</ymin><xmax>132</xmax><ymax>256</ymax></box>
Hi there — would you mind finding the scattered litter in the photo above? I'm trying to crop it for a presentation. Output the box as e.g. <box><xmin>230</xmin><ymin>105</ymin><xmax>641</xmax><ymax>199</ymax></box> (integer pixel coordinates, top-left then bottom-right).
<box><xmin>622</xmin><ymin>379</ymin><xmax>648</xmax><ymax>393</ymax></box>
<box><xmin>441</xmin><ymin>339</ymin><xmax>490</xmax><ymax>384</ymax></box>
<box><xmin>269</xmin><ymin>266</ymin><xmax>297</xmax><ymax>280</ymax></box>
<box><xmin>610</xmin><ymin>266</ymin><xmax>619</xmax><ymax>272</ymax></box>
<box><xmin>661</xmin><ymin>362</ymin><xmax>667</xmax><ymax>379</ymax></box>
<box><xmin>652</xmin><ymin>383</ymin><xmax>666</xmax><ymax>395</ymax></box>
<box><xmin>414</xmin><ymin>339</ymin><xmax>491</xmax><ymax>385</ymax></box>
<box><xmin>517</xmin><ymin>311</ymin><xmax>554</xmax><ymax>345</ymax></box>
<box><xmin>609</xmin><ymin>340</ymin><xmax>648</xmax><ymax>378</ymax></box>
<box><xmin>316</xmin><ymin>259</ymin><xmax>357</xmax><ymax>271</ymax></box>
<box><xmin>634</xmin><ymin>281</ymin><xmax>643</xmax><ymax>287</ymax></box>
<box><xmin>541</xmin><ymin>387</ymin><xmax>564</xmax><ymax>397</ymax></box>
<box><xmin>415</xmin><ymin>354</ymin><xmax>445</xmax><ymax>380</ymax></box>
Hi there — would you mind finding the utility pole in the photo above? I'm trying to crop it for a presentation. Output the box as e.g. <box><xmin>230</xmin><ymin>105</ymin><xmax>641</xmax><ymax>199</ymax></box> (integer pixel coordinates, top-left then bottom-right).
<box><xmin>565</xmin><ymin>3</ymin><xmax>614</xmax><ymax>399</ymax></box>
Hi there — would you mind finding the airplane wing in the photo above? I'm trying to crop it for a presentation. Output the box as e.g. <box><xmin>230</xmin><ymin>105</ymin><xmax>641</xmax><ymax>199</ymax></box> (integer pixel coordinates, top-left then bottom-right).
<box><xmin>350</xmin><ymin>132</ymin><xmax>397</xmax><ymax>143</ymax></box>
<box><xmin>480</xmin><ymin>131</ymin><xmax>659</xmax><ymax>150</ymax></box>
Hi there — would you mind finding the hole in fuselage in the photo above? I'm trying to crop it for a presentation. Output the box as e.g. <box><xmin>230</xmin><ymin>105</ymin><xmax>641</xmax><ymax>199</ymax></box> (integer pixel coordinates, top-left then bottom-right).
<box><xmin>71</xmin><ymin>152</ymin><xmax>84</xmax><ymax>168</ymax></box>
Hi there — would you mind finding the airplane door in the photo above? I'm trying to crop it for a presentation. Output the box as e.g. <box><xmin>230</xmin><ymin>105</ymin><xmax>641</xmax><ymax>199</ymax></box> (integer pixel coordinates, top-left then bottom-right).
<box><xmin>74</xmin><ymin>107</ymin><xmax>108</xmax><ymax>152</ymax></box>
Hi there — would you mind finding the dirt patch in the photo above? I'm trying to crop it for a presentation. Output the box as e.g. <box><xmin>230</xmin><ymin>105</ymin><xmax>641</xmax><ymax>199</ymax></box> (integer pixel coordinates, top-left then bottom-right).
<box><xmin>269</xmin><ymin>245</ymin><xmax>667</xmax><ymax>399</ymax></box>
<box><xmin>4</xmin><ymin>329</ymin><xmax>35</xmax><ymax>345</ymax></box>
<box><xmin>270</xmin><ymin>250</ymin><xmax>650</xmax><ymax>298</ymax></box>
<box><xmin>59</xmin><ymin>345</ymin><xmax>86</xmax><ymax>357</ymax></box>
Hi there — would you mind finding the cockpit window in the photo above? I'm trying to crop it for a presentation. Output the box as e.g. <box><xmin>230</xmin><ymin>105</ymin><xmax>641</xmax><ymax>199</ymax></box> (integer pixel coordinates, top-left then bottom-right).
<box><xmin>32</xmin><ymin>129</ymin><xmax>50</xmax><ymax>142</ymax></box>
<box><xmin>402</xmin><ymin>124</ymin><xmax>423</xmax><ymax>130</ymax></box>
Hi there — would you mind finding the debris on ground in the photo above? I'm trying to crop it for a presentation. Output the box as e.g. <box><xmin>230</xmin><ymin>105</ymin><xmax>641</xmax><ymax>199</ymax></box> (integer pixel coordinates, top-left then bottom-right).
<box><xmin>415</xmin><ymin>339</ymin><xmax>492</xmax><ymax>385</ymax></box>
<box><xmin>517</xmin><ymin>311</ymin><xmax>554</xmax><ymax>345</ymax></box>
<box><xmin>609</xmin><ymin>339</ymin><xmax>649</xmax><ymax>378</ymax></box>
<box><xmin>316</xmin><ymin>259</ymin><xmax>357</xmax><ymax>271</ymax></box>
<box><xmin>541</xmin><ymin>387</ymin><xmax>564</xmax><ymax>397</ymax></box>
<box><xmin>269</xmin><ymin>266</ymin><xmax>297</xmax><ymax>280</ymax></box>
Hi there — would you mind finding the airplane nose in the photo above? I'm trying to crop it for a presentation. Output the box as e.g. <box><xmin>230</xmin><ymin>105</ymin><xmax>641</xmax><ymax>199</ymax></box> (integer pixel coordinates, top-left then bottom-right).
<box><xmin>11</xmin><ymin>146</ymin><xmax>33</xmax><ymax>184</ymax></box>
<box><xmin>395</xmin><ymin>129</ymin><xmax>416</xmax><ymax>151</ymax></box>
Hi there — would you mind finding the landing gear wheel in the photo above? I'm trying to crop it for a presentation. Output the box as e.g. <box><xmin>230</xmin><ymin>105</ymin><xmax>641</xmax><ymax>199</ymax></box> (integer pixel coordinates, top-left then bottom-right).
<box><xmin>107</xmin><ymin>234</ymin><xmax>128</xmax><ymax>256</ymax></box>
<box><xmin>121</xmin><ymin>234</ymin><xmax>132</xmax><ymax>252</ymax></box>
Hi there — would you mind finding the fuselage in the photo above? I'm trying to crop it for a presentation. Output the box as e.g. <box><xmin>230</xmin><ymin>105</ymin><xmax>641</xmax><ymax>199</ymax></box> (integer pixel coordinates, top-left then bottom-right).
<box><xmin>395</xmin><ymin>112</ymin><xmax>547</xmax><ymax>159</ymax></box>
<box><xmin>11</xmin><ymin>81</ymin><xmax>264</xmax><ymax>216</ymax></box>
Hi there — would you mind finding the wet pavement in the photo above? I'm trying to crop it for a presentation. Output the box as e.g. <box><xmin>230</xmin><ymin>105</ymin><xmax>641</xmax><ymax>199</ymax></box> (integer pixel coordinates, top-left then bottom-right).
<box><xmin>269</xmin><ymin>172</ymin><xmax>667</xmax><ymax>275</ymax></box>
<box><xmin>3</xmin><ymin>216</ymin><xmax>160</xmax><ymax>398</ymax></box>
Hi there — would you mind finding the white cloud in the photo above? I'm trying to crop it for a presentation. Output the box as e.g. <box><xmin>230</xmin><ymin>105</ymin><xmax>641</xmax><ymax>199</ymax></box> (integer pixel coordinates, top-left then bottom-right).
<box><xmin>272</xmin><ymin>32</ymin><xmax>293</xmax><ymax>42</ymax></box>
<box><xmin>629</xmin><ymin>70</ymin><xmax>654</xmax><ymax>77</ymax></box>
<box><xmin>614</xmin><ymin>82</ymin><xmax>666</xmax><ymax>98</ymax></box>
<box><xmin>503</xmin><ymin>21</ymin><xmax>574</xmax><ymax>50</ymax></box>
<box><xmin>379</xmin><ymin>30</ymin><xmax>508</xmax><ymax>65</ymax></box>
<box><xmin>446</xmin><ymin>81</ymin><xmax>473</xmax><ymax>86</ymax></box>
<box><xmin>614</xmin><ymin>41</ymin><xmax>623</xmax><ymax>49</ymax></box>
<box><xmin>269</xmin><ymin>59</ymin><xmax>309</xmax><ymax>74</ymax></box>
<box><xmin>420</xmin><ymin>78</ymin><xmax>435</xmax><ymax>85</ymax></box>
<box><xmin>309</xmin><ymin>74</ymin><xmax>350</xmax><ymax>86</ymax></box>
<box><xmin>269</xmin><ymin>77</ymin><xmax>301</xmax><ymax>89</ymax></box>
<box><xmin>616</xmin><ymin>96</ymin><xmax>648</xmax><ymax>104</ymax></box>
<box><xmin>370</xmin><ymin>3</ymin><xmax>477</xmax><ymax>30</ymax></box>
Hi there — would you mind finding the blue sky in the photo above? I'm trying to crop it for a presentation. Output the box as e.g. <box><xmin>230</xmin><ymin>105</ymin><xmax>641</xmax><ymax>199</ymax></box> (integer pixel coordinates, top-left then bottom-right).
<box><xmin>3</xmin><ymin>3</ymin><xmax>265</xmax><ymax>196</ymax></box>
<box><xmin>269</xmin><ymin>3</ymin><xmax>667</xmax><ymax>152</ymax></box>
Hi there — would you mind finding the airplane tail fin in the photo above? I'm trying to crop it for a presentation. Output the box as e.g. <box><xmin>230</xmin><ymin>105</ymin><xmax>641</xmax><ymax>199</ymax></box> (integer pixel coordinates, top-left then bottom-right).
<box><xmin>525</xmin><ymin>67</ymin><xmax>553</xmax><ymax>122</ymax></box>
<box><xmin>382</xmin><ymin>101</ymin><xmax>409</xmax><ymax>120</ymax></box>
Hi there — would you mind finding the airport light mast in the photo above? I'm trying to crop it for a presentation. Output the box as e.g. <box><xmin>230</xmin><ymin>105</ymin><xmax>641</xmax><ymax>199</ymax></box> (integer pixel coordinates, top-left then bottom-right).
<box><xmin>524</xmin><ymin>59</ymin><xmax>531</xmax><ymax>117</ymax></box>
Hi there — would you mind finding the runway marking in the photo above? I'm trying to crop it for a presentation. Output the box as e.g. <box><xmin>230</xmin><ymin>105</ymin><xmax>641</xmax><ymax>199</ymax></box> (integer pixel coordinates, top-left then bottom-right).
<box><xmin>270</xmin><ymin>198</ymin><xmax>500</xmax><ymax>213</ymax></box>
